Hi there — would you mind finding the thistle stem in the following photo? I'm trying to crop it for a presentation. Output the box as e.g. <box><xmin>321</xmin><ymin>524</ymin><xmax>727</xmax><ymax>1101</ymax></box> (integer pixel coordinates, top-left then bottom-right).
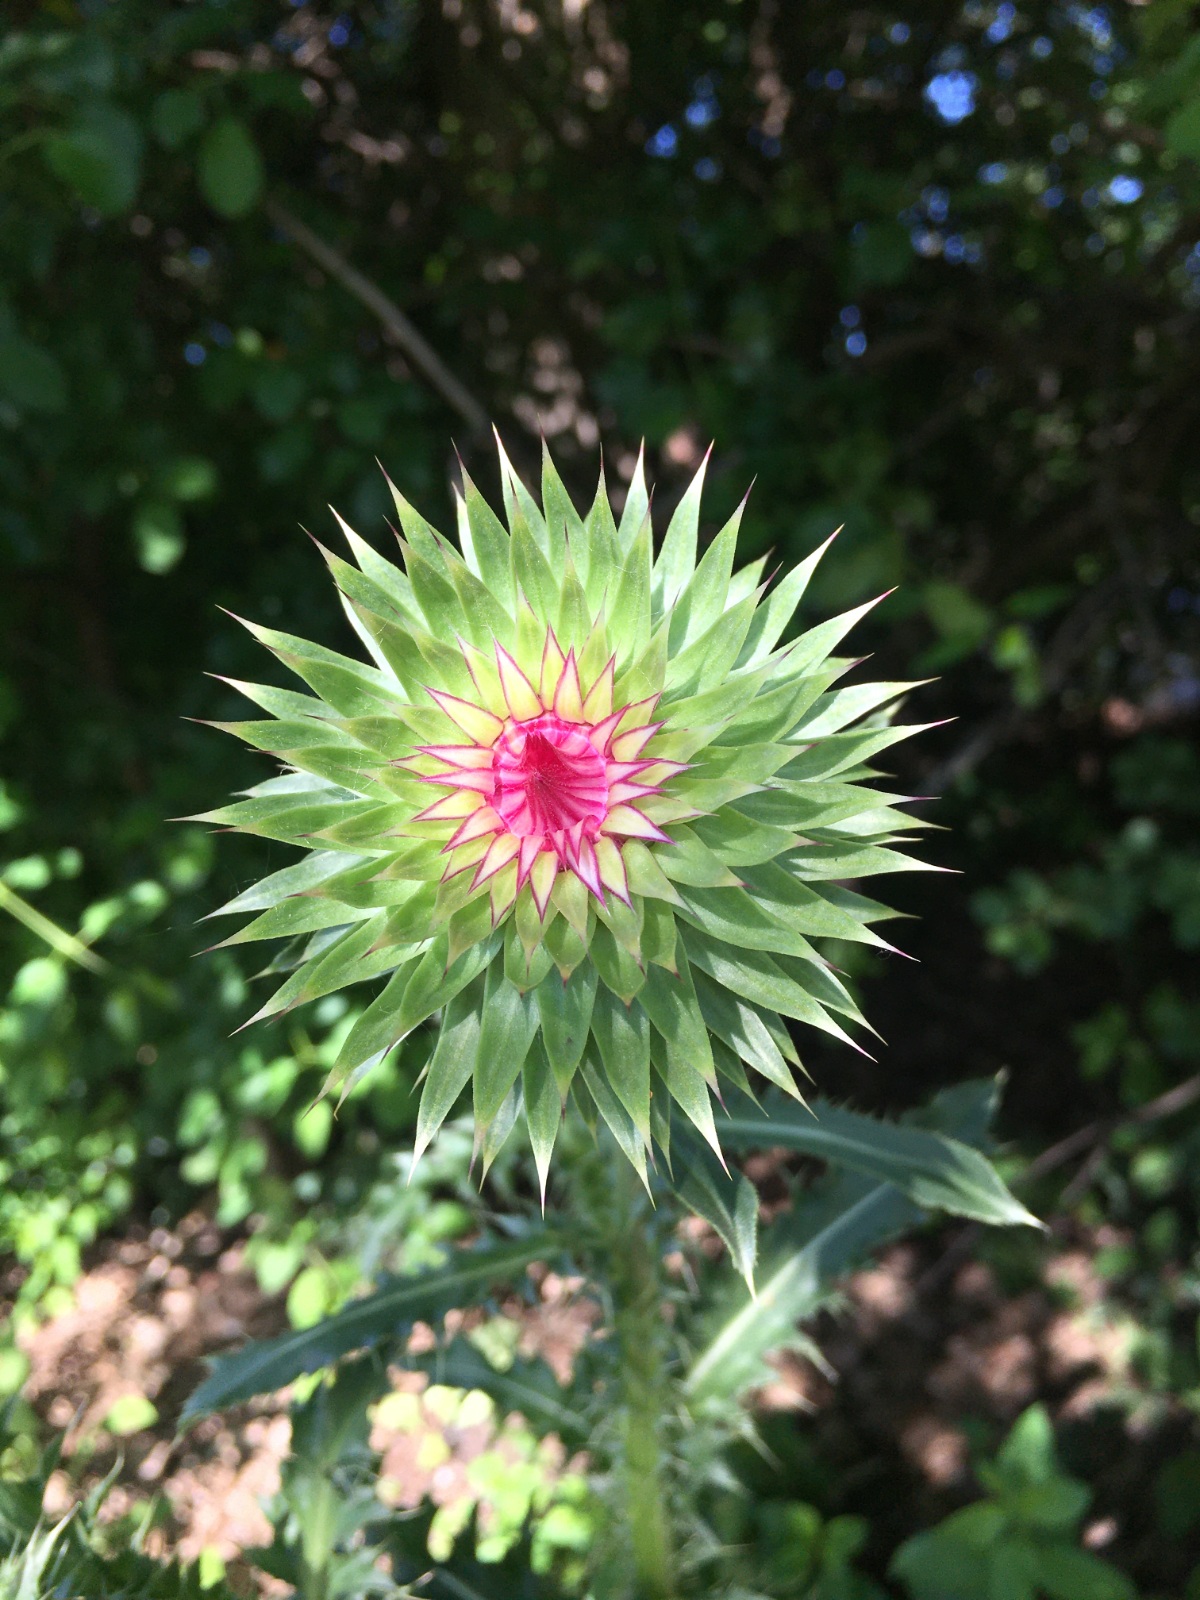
<box><xmin>609</xmin><ymin>1156</ymin><xmax>677</xmax><ymax>1600</ymax></box>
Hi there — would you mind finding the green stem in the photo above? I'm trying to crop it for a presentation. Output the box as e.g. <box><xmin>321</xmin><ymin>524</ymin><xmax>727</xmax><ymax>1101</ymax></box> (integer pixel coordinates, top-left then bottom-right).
<box><xmin>610</xmin><ymin>1157</ymin><xmax>677</xmax><ymax>1600</ymax></box>
<box><xmin>0</xmin><ymin>880</ymin><xmax>110</xmax><ymax>974</ymax></box>
<box><xmin>299</xmin><ymin>1474</ymin><xmax>335</xmax><ymax>1600</ymax></box>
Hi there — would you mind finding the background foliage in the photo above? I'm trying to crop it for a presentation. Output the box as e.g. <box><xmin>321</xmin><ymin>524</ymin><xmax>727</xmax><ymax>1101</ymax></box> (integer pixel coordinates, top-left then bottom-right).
<box><xmin>2</xmin><ymin>0</ymin><xmax>1200</xmax><ymax>1594</ymax></box>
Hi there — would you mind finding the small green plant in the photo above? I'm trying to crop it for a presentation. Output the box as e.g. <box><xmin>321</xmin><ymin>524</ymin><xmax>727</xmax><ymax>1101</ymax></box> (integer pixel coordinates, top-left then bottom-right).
<box><xmin>0</xmin><ymin>1408</ymin><xmax>238</xmax><ymax>1600</ymax></box>
<box><xmin>891</xmin><ymin>1404</ymin><xmax>1136</xmax><ymax>1600</ymax></box>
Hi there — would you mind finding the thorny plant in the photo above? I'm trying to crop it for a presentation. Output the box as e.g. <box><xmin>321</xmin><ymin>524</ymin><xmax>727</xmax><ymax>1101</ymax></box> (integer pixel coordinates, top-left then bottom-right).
<box><xmin>177</xmin><ymin>439</ymin><xmax>1038</xmax><ymax>1600</ymax></box>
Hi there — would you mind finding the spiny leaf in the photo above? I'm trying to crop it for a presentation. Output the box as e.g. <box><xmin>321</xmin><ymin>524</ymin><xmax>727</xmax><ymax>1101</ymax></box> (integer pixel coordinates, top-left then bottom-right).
<box><xmin>415</xmin><ymin>976</ymin><xmax>487</xmax><ymax>1159</ymax></box>
<box><xmin>609</xmin><ymin>509</ymin><xmax>653</xmax><ymax>665</ymax></box>
<box><xmin>681</xmin><ymin>926</ymin><xmax>865</xmax><ymax>1052</ymax></box>
<box><xmin>652</xmin><ymin>446</ymin><xmax>710</xmax><ymax>611</ymax></box>
<box><xmin>580</xmin><ymin>1053</ymin><xmax>648</xmax><ymax>1189</ymax></box>
<box><xmin>685</xmin><ymin>1079</ymin><xmax>1024</xmax><ymax>1403</ymax></box>
<box><xmin>669</xmin><ymin>495</ymin><xmax>745</xmax><ymax>651</ymax></box>
<box><xmin>206</xmin><ymin>850</ymin><xmax>360</xmax><ymax>918</ymax></box>
<box><xmin>522</xmin><ymin>1036</ymin><xmax>561</xmax><ymax>1206</ymax></box>
<box><xmin>692</xmin><ymin>967</ymin><xmax>803</xmax><ymax>1099</ymax></box>
<box><xmin>736</xmin><ymin>528</ymin><xmax>839</xmax><ymax>668</ymax></box>
<box><xmin>615</xmin><ymin>441</ymin><xmax>649</xmax><ymax>551</ymax></box>
<box><xmin>540</xmin><ymin>437</ymin><xmax>581</xmax><ymax>573</ymax></box>
<box><xmin>668</xmin><ymin>1121</ymin><xmax>759</xmax><ymax>1291</ymax></box>
<box><xmin>457</xmin><ymin>466</ymin><xmax>515</xmax><ymax>604</ymax></box>
<box><xmin>181</xmin><ymin>1232</ymin><xmax>568</xmax><ymax>1420</ymax></box>
<box><xmin>534</xmin><ymin>963</ymin><xmax>598</xmax><ymax>1097</ymax></box>
<box><xmin>720</xmin><ymin>1096</ymin><xmax>1039</xmax><ymax>1229</ymax></box>
<box><xmin>590</xmin><ymin>986</ymin><xmax>651</xmax><ymax>1146</ymax></box>
<box><xmin>473</xmin><ymin>957</ymin><xmax>540</xmax><ymax>1131</ymax></box>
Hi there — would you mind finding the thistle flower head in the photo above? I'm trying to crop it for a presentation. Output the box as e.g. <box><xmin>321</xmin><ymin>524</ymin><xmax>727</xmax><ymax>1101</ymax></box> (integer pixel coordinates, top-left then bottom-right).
<box><xmin>199</xmin><ymin>436</ymin><xmax>930</xmax><ymax>1191</ymax></box>
<box><xmin>403</xmin><ymin>642</ymin><xmax>675</xmax><ymax>917</ymax></box>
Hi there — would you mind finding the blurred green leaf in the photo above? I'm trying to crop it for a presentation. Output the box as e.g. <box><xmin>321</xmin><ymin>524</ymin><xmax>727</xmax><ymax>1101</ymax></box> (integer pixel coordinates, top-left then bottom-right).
<box><xmin>103</xmin><ymin>1393</ymin><xmax>158</xmax><ymax>1435</ymax></box>
<box><xmin>1165</xmin><ymin>97</ymin><xmax>1200</xmax><ymax>160</ymax></box>
<box><xmin>197</xmin><ymin>116</ymin><xmax>264</xmax><ymax>218</ymax></box>
<box><xmin>151</xmin><ymin>87</ymin><xmax>206</xmax><ymax>150</ymax></box>
<box><xmin>160</xmin><ymin>456</ymin><xmax>218</xmax><ymax>502</ymax></box>
<box><xmin>43</xmin><ymin>102</ymin><xmax>142</xmax><ymax>214</ymax></box>
<box><xmin>132</xmin><ymin>501</ymin><xmax>186</xmax><ymax>574</ymax></box>
<box><xmin>0</xmin><ymin>335</ymin><xmax>66</xmax><ymax>413</ymax></box>
<box><xmin>850</xmin><ymin>220</ymin><xmax>913</xmax><ymax>287</ymax></box>
<box><xmin>925</xmin><ymin>581</ymin><xmax>992</xmax><ymax>648</ymax></box>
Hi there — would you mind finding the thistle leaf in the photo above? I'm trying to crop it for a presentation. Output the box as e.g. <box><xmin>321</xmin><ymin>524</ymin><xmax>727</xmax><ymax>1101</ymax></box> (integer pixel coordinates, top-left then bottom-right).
<box><xmin>590</xmin><ymin>986</ymin><xmax>651</xmax><ymax>1145</ymax></box>
<box><xmin>721</xmin><ymin>1096</ymin><xmax>1039</xmax><ymax>1229</ymax></box>
<box><xmin>650</xmin><ymin>1029</ymin><xmax>721</xmax><ymax>1157</ymax></box>
<box><xmin>479</xmin><ymin>1078</ymin><xmax>524</xmax><ymax>1176</ymax></box>
<box><xmin>669</xmin><ymin>1121</ymin><xmax>759</xmax><ymax>1291</ymax></box>
<box><xmin>692</xmin><ymin>968</ymin><xmax>803</xmax><ymax>1099</ymax></box>
<box><xmin>181</xmin><ymin>1232</ymin><xmax>567</xmax><ymax>1420</ymax></box>
<box><xmin>207</xmin><ymin>850</ymin><xmax>358</xmax><ymax>918</ymax></box>
<box><xmin>793</xmin><ymin>679</ymin><xmax>926</xmax><ymax>739</ymax></box>
<box><xmin>669</xmin><ymin>498</ymin><xmax>743</xmax><ymax>650</ymax></box>
<box><xmin>458</xmin><ymin>468</ymin><xmax>516</xmax><ymax>604</ymax></box>
<box><xmin>616</xmin><ymin>441</ymin><xmax>649</xmax><ymax>551</ymax></box>
<box><xmin>473</xmin><ymin>958</ymin><xmax>540</xmax><ymax>1130</ymax></box>
<box><xmin>580</xmin><ymin>1053</ymin><xmax>649</xmax><ymax>1189</ymax></box>
<box><xmin>523</xmin><ymin>1036</ymin><xmax>561</xmax><ymax>1205</ymax></box>
<box><xmin>685</xmin><ymin>1080</ymin><xmax>1038</xmax><ymax>1405</ymax></box>
<box><xmin>682</xmin><ymin>926</ymin><xmax>865</xmax><ymax>1052</ymax></box>
<box><xmin>212</xmin><ymin>897</ymin><xmax>374</xmax><ymax>949</ymax></box>
<box><xmin>510</xmin><ymin>502</ymin><xmax>558</xmax><ymax>622</ymax></box>
<box><xmin>653</xmin><ymin>446</ymin><xmax>709</xmax><ymax>611</ymax></box>
<box><xmin>583</xmin><ymin>463</ymin><xmax>622</xmax><ymax>609</ymax></box>
<box><xmin>609</xmin><ymin>510</ymin><xmax>653</xmax><ymax>664</ymax></box>
<box><xmin>736</xmin><ymin>529</ymin><xmax>838</xmax><ymax>668</ymax></box>
<box><xmin>395</xmin><ymin>932</ymin><xmax>500</xmax><ymax>1037</ymax></box>
<box><xmin>639</xmin><ymin>949</ymin><xmax>715</xmax><ymax>1091</ymax></box>
<box><xmin>415</xmin><ymin>975</ymin><xmax>487</xmax><ymax>1158</ymax></box>
<box><xmin>541</xmin><ymin>438</ymin><xmax>581</xmax><ymax>573</ymax></box>
<box><xmin>534</xmin><ymin>963</ymin><xmax>598</xmax><ymax>1097</ymax></box>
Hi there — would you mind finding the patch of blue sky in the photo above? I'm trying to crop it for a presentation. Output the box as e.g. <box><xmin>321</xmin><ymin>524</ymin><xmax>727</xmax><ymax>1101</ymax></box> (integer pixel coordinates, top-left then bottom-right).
<box><xmin>646</xmin><ymin>125</ymin><xmax>678</xmax><ymax>158</ymax></box>
<box><xmin>986</xmin><ymin>4</ymin><xmax>1016</xmax><ymax>45</ymax></box>
<box><xmin>922</xmin><ymin>185</ymin><xmax>950</xmax><ymax>222</ymax></box>
<box><xmin>1108</xmin><ymin>175</ymin><xmax>1143</xmax><ymax>204</ymax></box>
<box><xmin>925</xmin><ymin>70</ymin><xmax>978</xmax><ymax>124</ymax></box>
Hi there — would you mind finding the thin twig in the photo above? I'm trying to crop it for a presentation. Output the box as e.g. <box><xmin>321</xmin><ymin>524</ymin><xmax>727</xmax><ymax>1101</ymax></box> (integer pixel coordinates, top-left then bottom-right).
<box><xmin>1023</xmin><ymin>1070</ymin><xmax>1200</xmax><ymax>1186</ymax></box>
<box><xmin>264</xmin><ymin>197</ymin><xmax>490</xmax><ymax>438</ymax></box>
<box><xmin>0</xmin><ymin>882</ymin><xmax>111</xmax><ymax>976</ymax></box>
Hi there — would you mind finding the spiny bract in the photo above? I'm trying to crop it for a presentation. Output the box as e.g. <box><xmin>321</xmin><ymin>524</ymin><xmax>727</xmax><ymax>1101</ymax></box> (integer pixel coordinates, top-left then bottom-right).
<box><xmin>198</xmin><ymin>437</ymin><xmax>932</xmax><ymax>1192</ymax></box>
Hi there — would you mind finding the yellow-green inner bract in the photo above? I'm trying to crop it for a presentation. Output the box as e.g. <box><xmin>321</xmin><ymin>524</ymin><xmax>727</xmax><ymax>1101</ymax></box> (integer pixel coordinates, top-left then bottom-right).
<box><xmin>199</xmin><ymin>437</ymin><xmax>931</xmax><ymax>1190</ymax></box>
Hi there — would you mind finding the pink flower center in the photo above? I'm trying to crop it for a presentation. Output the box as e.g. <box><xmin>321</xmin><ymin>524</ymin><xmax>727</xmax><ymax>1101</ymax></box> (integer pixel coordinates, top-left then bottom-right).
<box><xmin>492</xmin><ymin>712</ymin><xmax>608</xmax><ymax>840</ymax></box>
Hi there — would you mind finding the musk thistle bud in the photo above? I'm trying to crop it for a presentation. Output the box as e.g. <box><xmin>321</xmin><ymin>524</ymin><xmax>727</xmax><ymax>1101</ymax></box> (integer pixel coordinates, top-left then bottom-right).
<box><xmin>199</xmin><ymin>438</ymin><xmax>929</xmax><ymax>1191</ymax></box>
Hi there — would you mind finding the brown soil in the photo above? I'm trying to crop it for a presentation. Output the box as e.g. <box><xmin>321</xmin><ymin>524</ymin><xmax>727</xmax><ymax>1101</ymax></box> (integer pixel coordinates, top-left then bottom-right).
<box><xmin>9</xmin><ymin>1210</ymin><xmax>1185</xmax><ymax>1593</ymax></box>
<box><xmin>12</xmin><ymin>1219</ymin><xmax>596</xmax><ymax>1591</ymax></box>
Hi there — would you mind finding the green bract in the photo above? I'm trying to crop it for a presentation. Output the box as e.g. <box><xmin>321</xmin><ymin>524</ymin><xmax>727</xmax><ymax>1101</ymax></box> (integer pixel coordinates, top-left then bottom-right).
<box><xmin>198</xmin><ymin>437</ymin><xmax>932</xmax><ymax>1189</ymax></box>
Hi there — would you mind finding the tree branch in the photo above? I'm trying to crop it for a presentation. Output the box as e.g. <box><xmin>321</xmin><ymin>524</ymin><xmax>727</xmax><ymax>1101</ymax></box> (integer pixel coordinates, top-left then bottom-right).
<box><xmin>264</xmin><ymin>196</ymin><xmax>490</xmax><ymax>438</ymax></box>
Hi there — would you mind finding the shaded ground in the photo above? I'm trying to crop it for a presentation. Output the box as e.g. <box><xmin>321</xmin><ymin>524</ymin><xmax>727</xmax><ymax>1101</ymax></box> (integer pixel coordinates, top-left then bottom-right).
<box><xmin>10</xmin><ymin>1201</ymin><xmax>1190</xmax><ymax>1595</ymax></box>
<box><xmin>754</xmin><ymin>1222</ymin><xmax>1192</xmax><ymax>1597</ymax></box>
<box><xmin>14</xmin><ymin>1214</ymin><xmax>291</xmax><ymax>1586</ymax></box>
<box><xmin>9</xmin><ymin>1217</ymin><xmax>595</xmax><ymax>1591</ymax></box>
